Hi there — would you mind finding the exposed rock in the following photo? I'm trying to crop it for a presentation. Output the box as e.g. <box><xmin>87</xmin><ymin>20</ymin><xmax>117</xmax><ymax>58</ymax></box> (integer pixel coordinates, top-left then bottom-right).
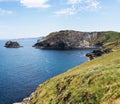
<box><xmin>86</xmin><ymin>53</ymin><xmax>95</xmax><ymax>60</ymax></box>
<box><xmin>86</xmin><ymin>48</ymin><xmax>112</xmax><ymax>60</ymax></box>
<box><xmin>33</xmin><ymin>30</ymin><xmax>101</xmax><ymax>49</ymax></box>
<box><xmin>14</xmin><ymin>97</ymin><xmax>31</xmax><ymax>104</ymax></box>
<box><xmin>95</xmin><ymin>41</ymin><xmax>104</xmax><ymax>47</ymax></box>
<box><xmin>4</xmin><ymin>41</ymin><xmax>22</xmax><ymax>48</ymax></box>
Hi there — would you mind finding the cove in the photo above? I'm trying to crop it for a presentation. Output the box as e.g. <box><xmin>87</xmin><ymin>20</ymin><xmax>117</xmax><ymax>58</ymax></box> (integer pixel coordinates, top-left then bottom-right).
<box><xmin>0</xmin><ymin>39</ymin><xmax>93</xmax><ymax>104</ymax></box>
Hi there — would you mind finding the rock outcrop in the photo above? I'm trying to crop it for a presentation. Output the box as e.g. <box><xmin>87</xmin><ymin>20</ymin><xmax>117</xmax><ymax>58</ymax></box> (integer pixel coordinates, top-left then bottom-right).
<box><xmin>86</xmin><ymin>48</ymin><xmax>112</xmax><ymax>60</ymax></box>
<box><xmin>4</xmin><ymin>41</ymin><xmax>22</xmax><ymax>48</ymax></box>
<box><xmin>33</xmin><ymin>30</ymin><xmax>102</xmax><ymax>49</ymax></box>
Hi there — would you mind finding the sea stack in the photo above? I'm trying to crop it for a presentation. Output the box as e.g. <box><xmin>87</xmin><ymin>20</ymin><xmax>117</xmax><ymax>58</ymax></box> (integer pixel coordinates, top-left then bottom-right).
<box><xmin>4</xmin><ymin>41</ymin><xmax>22</xmax><ymax>48</ymax></box>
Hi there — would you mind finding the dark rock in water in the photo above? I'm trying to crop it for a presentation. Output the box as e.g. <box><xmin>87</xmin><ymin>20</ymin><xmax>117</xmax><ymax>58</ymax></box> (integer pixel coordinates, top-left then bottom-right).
<box><xmin>92</xmin><ymin>50</ymin><xmax>104</xmax><ymax>57</ymax></box>
<box><xmin>86</xmin><ymin>48</ymin><xmax>112</xmax><ymax>60</ymax></box>
<box><xmin>4</xmin><ymin>41</ymin><xmax>22</xmax><ymax>48</ymax></box>
<box><xmin>86</xmin><ymin>53</ymin><xmax>95</xmax><ymax>60</ymax></box>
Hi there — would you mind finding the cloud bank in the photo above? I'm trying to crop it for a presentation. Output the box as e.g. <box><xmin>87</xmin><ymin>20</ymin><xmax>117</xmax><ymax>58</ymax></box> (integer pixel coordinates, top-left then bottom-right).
<box><xmin>19</xmin><ymin>0</ymin><xmax>101</xmax><ymax>14</ymax></box>
<box><xmin>55</xmin><ymin>0</ymin><xmax>101</xmax><ymax>15</ymax></box>
<box><xmin>0</xmin><ymin>0</ymin><xmax>101</xmax><ymax>15</ymax></box>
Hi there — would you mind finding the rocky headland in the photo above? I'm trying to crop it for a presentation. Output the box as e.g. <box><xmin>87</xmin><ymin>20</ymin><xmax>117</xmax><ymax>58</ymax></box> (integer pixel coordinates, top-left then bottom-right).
<box><xmin>33</xmin><ymin>30</ymin><xmax>120</xmax><ymax>59</ymax></box>
<box><xmin>33</xmin><ymin>30</ymin><xmax>103</xmax><ymax>49</ymax></box>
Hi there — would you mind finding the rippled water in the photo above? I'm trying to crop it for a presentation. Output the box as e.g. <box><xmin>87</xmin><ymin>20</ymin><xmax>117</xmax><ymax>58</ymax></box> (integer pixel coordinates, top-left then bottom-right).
<box><xmin>0</xmin><ymin>39</ymin><xmax>92</xmax><ymax>104</ymax></box>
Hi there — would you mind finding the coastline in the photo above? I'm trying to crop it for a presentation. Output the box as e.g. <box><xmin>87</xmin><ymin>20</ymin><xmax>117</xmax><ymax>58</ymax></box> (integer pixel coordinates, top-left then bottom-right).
<box><xmin>17</xmin><ymin>47</ymin><xmax>120</xmax><ymax>104</ymax></box>
<box><xmin>12</xmin><ymin>30</ymin><xmax>120</xmax><ymax>104</ymax></box>
<box><xmin>14</xmin><ymin>50</ymin><xmax>91</xmax><ymax>104</ymax></box>
<box><xmin>14</xmin><ymin>48</ymin><xmax>106</xmax><ymax>104</ymax></box>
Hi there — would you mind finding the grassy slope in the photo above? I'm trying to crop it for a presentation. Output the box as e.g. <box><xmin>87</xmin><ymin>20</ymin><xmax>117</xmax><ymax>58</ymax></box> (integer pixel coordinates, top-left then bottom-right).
<box><xmin>29</xmin><ymin>48</ymin><xmax>120</xmax><ymax>104</ymax></box>
<box><xmin>28</xmin><ymin>31</ymin><xmax>120</xmax><ymax>104</ymax></box>
<box><xmin>93</xmin><ymin>31</ymin><xmax>120</xmax><ymax>46</ymax></box>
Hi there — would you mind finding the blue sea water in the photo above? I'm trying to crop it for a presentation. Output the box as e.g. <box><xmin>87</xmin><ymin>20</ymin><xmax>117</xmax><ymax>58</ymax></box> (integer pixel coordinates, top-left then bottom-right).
<box><xmin>0</xmin><ymin>39</ymin><xmax>92</xmax><ymax>104</ymax></box>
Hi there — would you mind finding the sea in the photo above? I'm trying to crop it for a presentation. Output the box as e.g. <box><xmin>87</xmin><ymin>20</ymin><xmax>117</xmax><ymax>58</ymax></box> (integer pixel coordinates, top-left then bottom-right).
<box><xmin>0</xmin><ymin>38</ymin><xmax>92</xmax><ymax>104</ymax></box>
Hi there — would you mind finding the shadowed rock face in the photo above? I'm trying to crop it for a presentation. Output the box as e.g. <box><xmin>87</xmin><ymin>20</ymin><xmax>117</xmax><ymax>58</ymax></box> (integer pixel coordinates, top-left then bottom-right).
<box><xmin>33</xmin><ymin>30</ymin><xmax>100</xmax><ymax>49</ymax></box>
<box><xmin>5</xmin><ymin>41</ymin><xmax>22</xmax><ymax>48</ymax></box>
<box><xmin>86</xmin><ymin>48</ymin><xmax>112</xmax><ymax>60</ymax></box>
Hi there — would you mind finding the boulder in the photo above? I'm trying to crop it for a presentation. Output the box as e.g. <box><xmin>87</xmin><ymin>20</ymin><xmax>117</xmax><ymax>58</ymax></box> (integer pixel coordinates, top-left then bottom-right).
<box><xmin>86</xmin><ymin>53</ymin><xmax>95</xmax><ymax>60</ymax></box>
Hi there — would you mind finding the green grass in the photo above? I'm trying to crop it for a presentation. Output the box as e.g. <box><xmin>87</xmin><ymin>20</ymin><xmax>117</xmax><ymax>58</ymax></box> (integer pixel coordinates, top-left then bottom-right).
<box><xmin>24</xmin><ymin>31</ymin><xmax>120</xmax><ymax>104</ymax></box>
<box><xmin>28</xmin><ymin>46</ymin><xmax>120</xmax><ymax>104</ymax></box>
<box><xmin>95</xmin><ymin>31</ymin><xmax>120</xmax><ymax>46</ymax></box>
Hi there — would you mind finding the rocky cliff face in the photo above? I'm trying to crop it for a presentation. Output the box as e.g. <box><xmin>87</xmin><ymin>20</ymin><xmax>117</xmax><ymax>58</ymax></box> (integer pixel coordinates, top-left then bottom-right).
<box><xmin>33</xmin><ymin>30</ymin><xmax>101</xmax><ymax>49</ymax></box>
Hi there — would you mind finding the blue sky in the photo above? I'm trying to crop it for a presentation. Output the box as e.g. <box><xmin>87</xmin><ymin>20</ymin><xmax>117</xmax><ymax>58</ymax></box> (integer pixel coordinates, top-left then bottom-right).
<box><xmin>0</xmin><ymin>0</ymin><xmax>120</xmax><ymax>39</ymax></box>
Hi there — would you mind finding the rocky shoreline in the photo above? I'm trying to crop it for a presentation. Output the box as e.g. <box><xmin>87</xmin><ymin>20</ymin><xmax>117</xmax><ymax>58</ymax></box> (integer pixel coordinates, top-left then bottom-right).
<box><xmin>86</xmin><ymin>48</ymin><xmax>112</xmax><ymax>60</ymax></box>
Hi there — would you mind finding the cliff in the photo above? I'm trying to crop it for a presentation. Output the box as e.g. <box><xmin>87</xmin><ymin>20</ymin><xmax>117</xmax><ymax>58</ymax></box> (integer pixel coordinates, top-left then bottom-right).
<box><xmin>33</xmin><ymin>30</ymin><xmax>120</xmax><ymax>49</ymax></box>
<box><xmin>19</xmin><ymin>30</ymin><xmax>120</xmax><ymax>104</ymax></box>
<box><xmin>33</xmin><ymin>30</ymin><xmax>99</xmax><ymax>49</ymax></box>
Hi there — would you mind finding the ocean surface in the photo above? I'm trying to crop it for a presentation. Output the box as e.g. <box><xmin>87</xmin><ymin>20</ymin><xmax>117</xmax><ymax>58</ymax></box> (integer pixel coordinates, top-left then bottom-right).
<box><xmin>0</xmin><ymin>38</ymin><xmax>92</xmax><ymax>104</ymax></box>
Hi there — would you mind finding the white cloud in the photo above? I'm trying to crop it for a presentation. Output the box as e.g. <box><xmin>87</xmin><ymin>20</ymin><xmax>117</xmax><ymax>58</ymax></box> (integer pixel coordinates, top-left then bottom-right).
<box><xmin>0</xmin><ymin>8</ymin><xmax>13</xmax><ymax>15</ymax></box>
<box><xmin>55</xmin><ymin>0</ymin><xmax>101</xmax><ymax>15</ymax></box>
<box><xmin>85</xmin><ymin>0</ymin><xmax>101</xmax><ymax>10</ymax></box>
<box><xmin>69</xmin><ymin>0</ymin><xmax>101</xmax><ymax>10</ymax></box>
<box><xmin>0</xmin><ymin>0</ymin><xmax>101</xmax><ymax>15</ymax></box>
<box><xmin>0</xmin><ymin>0</ymin><xmax>50</xmax><ymax>8</ymax></box>
<box><xmin>55</xmin><ymin>6</ymin><xmax>76</xmax><ymax>15</ymax></box>
<box><xmin>68</xmin><ymin>0</ymin><xmax>82</xmax><ymax>4</ymax></box>
<box><xmin>20</xmin><ymin>0</ymin><xmax>50</xmax><ymax>8</ymax></box>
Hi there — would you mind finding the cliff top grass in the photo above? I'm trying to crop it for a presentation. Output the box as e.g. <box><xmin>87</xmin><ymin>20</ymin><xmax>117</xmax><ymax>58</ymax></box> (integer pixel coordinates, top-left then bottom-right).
<box><xmin>28</xmin><ymin>44</ymin><xmax>120</xmax><ymax>104</ymax></box>
<box><xmin>94</xmin><ymin>31</ymin><xmax>120</xmax><ymax>46</ymax></box>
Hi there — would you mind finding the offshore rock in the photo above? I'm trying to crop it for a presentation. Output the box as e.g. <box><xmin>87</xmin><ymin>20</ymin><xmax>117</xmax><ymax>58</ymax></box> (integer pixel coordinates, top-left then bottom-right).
<box><xmin>5</xmin><ymin>41</ymin><xmax>22</xmax><ymax>48</ymax></box>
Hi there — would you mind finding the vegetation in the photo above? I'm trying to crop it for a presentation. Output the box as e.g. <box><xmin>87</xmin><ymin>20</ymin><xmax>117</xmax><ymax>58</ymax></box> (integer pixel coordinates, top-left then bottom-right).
<box><xmin>94</xmin><ymin>31</ymin><xmax>120</xmax><ymax>46</ymax></box>
<box><xmin>28</xmin><ymin>48</ymin><xmax>120</xmax><ymax>104</ymax></box>
<box><xmin>23</xmin><ymin>31</ymin><xmax>120</xmax><ymax>104</ymax></box>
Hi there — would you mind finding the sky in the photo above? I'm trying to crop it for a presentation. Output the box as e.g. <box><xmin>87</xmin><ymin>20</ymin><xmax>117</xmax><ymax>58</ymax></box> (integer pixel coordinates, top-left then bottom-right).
<box><xmin>0</xmin><ymin>0</ymin><xmax>120</xmax><ymax>39</ymax></box>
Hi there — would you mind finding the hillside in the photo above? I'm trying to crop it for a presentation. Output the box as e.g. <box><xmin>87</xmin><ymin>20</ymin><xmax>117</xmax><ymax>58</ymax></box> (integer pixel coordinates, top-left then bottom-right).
<box><xmin>33</xmin><ymin>30</ymin><xmax>120</xmax><ymax>49</ymax></box>
<box><xmin>20</xmin><ymin>31</ymin><xmax>120</xmax><ymax>104</ymax></box>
